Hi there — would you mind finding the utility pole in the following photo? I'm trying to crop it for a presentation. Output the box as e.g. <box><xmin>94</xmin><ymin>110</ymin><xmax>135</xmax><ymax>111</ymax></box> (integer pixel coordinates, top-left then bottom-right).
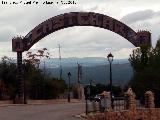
<box><xmin>58</xmin><ymin>44</ymin><xmax>62</xmax><ymax>80</ymax></box>
<box><xmin>77</xmin><ymin>63</ymin><xmax>84</xmax><ymax>100</ymax></box>
<box><xmin>77</xmin><ymin>63</ymin><xmax>82</xmax><ymax>84</ymax></box>
<box><xmin>68</xmin><ymin>72</ymin><xmax>71</xmax><ymax>102</ymax></box>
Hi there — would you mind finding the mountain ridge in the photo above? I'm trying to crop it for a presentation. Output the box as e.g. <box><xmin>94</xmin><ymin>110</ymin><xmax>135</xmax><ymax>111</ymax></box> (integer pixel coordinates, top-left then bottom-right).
<box><xmin>41</xmin><ymin>57</ymin><xmax>133</xmax><ymax>87</ymax></box>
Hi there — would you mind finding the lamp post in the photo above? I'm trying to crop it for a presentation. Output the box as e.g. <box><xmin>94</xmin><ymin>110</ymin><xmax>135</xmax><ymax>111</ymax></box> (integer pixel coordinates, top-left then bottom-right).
<box><xmin>68</xmin><ymin>72</ymin><xmax>71</xmax><ymax>102</ymax></box>
<box><xmin>23</xmin><ymin>61</ymin><xmax>27</xmax><ymax>104</ymax></box>
<box><xmin>89</xmin><ymin>80</ymin><xmax>92</xmax><ymax>101</ymax></box>
<box><xmin>107</xmin><ymin>52</ymin><xmax>114</xmax><ymax>109</ymax></box>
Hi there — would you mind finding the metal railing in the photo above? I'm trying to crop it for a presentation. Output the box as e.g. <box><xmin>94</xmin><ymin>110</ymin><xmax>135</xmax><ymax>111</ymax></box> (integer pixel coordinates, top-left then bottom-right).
<box><xmin>113</xmin><ymin>97</ymin><xmax>127</xmax><ymax>111</ymax></box>
<box><xmin>86</xmin><ymin>97</ymin><xmax>144</xmax><ymax>114</ymax></box>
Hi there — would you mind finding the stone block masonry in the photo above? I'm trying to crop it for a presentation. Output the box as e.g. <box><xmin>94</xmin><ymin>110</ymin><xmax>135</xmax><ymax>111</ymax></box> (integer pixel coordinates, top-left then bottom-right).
<box><xmin>88</xmin><ymin>108</ymin><xmax>160</xmax><ymax>120</ymax></box>
<box><xmin>87</xmin><ymin>90</ymin><xmax>159</xmax><ymax>120</ymax></box>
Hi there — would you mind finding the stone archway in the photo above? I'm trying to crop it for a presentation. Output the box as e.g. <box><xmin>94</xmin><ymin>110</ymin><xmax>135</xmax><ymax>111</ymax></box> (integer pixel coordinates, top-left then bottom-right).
<box><xmin>12</xmin><ymin>12</ymin><xmax>151</xmax><ymax>103</ymax></box>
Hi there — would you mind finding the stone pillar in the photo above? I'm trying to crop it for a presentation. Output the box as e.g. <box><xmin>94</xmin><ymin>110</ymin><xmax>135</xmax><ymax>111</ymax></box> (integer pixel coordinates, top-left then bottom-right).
<box><xmin>92</xmin><ymin>101</ymin><xmax>96</xmax><ymax>112</ymax></box>
<box><xmin>125</xmin><ymin>87</ymin><xmax>136</xmax><ymax>110</ymax></box>
<box><xmin>136</xmin><ymin>31</ymin><xmax>151</xmax><ymax>46</ymax></box>
<box><xmin>78</xmin><ymin>84</ymin><xmax>85</xmax><ymax>100</ymax></box>
<box><xmin>16</xmin><ymin>52</ymin><xmax>25</xmax><ymax>104</ymax></box>
<box><xmin>12</xmin><ymin>37</ymin><xmax>26</xmax><ymax>104</ymax></box>
<box><xmin>145</xmin><ymin>91</ymin><xmax>155</xmax><ymax>108</ymax></box>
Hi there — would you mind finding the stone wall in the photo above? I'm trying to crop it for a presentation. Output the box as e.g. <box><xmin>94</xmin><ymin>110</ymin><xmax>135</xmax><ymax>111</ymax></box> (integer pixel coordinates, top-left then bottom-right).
<box><xmin>87</xmin><ymin>90</ymin><xmax>159</xmax><ymax>120</ymax></box>
<box><xmin>88</xmin><ymin>108</ymin><xmax>160</xmax><ymax>120</ymax></box>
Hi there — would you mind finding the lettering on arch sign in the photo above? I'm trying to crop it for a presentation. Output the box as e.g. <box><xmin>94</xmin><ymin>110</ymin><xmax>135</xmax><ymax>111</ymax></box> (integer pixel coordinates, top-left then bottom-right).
<box><xmin>11</xmin><ymin>11</ymin><xmax>152</xmax><ymax>104</ymax></box>
<box><xmin>12</xmin><ymin>12</ymin><xmax>151</xmax><ymax>52</ymax></box>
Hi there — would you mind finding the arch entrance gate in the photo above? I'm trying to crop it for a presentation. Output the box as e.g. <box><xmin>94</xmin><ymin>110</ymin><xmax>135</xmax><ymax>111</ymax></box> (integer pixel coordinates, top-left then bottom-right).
<box><xmin>12</xmin><ymin>12</ymin><xmax>151</xmax><ymax>103</ymax></box>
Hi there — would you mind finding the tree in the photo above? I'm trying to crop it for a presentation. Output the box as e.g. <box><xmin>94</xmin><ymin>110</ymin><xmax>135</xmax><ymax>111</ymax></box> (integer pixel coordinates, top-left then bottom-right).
<box><xmin>0</xmin><ymin>48</ymin><xmax>67</xmax><ymax>100</ymax></box>
<box><xmin>0</xmin><ymin>56</ymin><xmax>18</xmax><ymax>99</ymax></box>
<box><xmin>44</xmin><ymin>78</ymin><xmax>67</xmax><ymax>99</ymax></box>
<box><xmin>25</xmin><ymin>48</ymin><xmax>50</xmax><ymax>68</ymax></box>
<box><xmin>24</xmin><ymin>48</ymin><xmax>67</xmax><ymax>99</ymax></box>
<box><xmin>24</xmin><ymin>48</ymin><xmax>49</xmax><ymax>99</ymax></box>
<box><xmin>129</xmin><ymin>38</ymin><xmax>160</xmax><ymax>106</ymax></box>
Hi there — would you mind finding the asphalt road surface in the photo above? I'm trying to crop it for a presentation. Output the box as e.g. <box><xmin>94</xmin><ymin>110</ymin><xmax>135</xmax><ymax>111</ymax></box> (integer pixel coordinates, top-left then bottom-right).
<box><xmin>0</xmin><ymin>102</ymin><xmax>86</xmax><ymax>120</ymax></box>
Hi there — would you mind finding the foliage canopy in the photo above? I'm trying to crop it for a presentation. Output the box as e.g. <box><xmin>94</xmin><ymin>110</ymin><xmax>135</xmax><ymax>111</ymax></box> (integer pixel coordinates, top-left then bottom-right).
<box><xmin>129</xmin><ymin>38</ymin><xmax>160</xmax><ymax>106</ymax></box>
<box><xmin>0</xmin><ymin>48</ymin><xmax>67</xmax><ymax>100</ymax></box>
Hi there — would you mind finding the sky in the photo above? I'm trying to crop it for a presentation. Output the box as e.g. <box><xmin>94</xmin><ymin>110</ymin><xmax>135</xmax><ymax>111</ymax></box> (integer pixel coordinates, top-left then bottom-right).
<box><xmin>0</xmin><ymin>0</ymin><xmax>160</xmax><ymax>59</ymax></box>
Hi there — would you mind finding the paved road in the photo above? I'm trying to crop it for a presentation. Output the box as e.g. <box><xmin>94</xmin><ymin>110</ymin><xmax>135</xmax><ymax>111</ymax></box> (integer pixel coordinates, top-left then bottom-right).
<box><xmin>0</xmin><ymin>102</ymin><xmax>86</xmax><ymax>120</ymax></box>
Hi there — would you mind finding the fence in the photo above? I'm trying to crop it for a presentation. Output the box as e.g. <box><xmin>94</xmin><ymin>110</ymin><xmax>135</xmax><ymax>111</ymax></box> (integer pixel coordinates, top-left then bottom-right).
<box><xmin>87</xmin><ymin>96</ymin><xmax>144</xmax><ymax>113</ymax></box>
<box><xmin>87</xmin><ymin>97</ymin><xmax>127</xmax><ymax>113</ymax></box>
<box><xmin>87</xmin><ymin>100</ymin><xmax>100</xmax><ymax>113</ymax></box>
<box><xmin>113</xmin><ymin>97</ymin><xmax>126</xmax><ymax>111</ymax></box>
<box><xmin>88</xmin><ymin>90</ymin><xmax>156</xmax><ymax>120</ymax></box>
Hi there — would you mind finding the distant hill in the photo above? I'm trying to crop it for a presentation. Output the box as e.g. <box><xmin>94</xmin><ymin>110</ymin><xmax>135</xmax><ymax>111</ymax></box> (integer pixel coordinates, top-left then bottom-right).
<box><xmin>41</xmin><ymin>57</ymin><xmax>129</xmax><ymax>68</ymax></box>
<box><xmin>41</xmin><ymin>57</ymin><xmax>133</xmax><ymax>87</ymax></box>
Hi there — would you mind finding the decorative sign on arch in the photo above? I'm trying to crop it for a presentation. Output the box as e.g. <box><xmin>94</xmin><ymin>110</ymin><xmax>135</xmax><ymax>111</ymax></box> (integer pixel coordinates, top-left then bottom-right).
<box><xmin>12</xmin><ymin>12</ymin><xmax>151</xmax><ymax>52</ymax></box>
<box><xmin>11</xmin><ymin>12</ymin><xmax>152</xmax><ymax>104</ymax></box>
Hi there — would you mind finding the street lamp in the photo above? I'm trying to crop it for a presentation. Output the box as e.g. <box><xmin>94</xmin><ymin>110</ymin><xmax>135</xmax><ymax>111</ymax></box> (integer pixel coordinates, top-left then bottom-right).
<box><xmin>89</xmin><ymin>80</ymin><xmax>92</xmax><ymax>101</ymax></box>
<box><xmin>67</xmin><ymin>72</ymin><xmax>71</xmax><ymax>102</ymax></box>
<box><xmin>107</xmin><ymin>52</ymin><xmax>114</xmax><ymax>109</ymax></box>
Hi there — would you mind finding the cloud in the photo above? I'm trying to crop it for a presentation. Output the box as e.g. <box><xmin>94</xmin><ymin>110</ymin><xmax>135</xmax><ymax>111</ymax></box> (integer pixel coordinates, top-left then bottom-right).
<box><xmin>32</xmin><ymin>25</ymin><xmax>135</xmax><ymax>59</ymax></box>
<box><xmin>120</xmin><ymin>9</ymin><xmax>160</xmax><ymax>46</ymax></box>
<box><xmin>121</xmin><ymin>10</ymin><xmax>155</xmax><ymax>24</ymax></box>
<box><xmin>0</xmin><ymin>42</ymin><xmax>15</xmax><ymax>58</ymax></box>
<box><xmin>0</xmin><ymin>26</ymin><xmax>17</xmax><ymax>42</ymax></box>
<box><xmin>113</xmin><ymin>48</ymin><xmax>134</xmax><ymax>59</ymax></box>
<box><xmin>0</xmin><ymin>3</ymin><xmax>83</xmax><ymax>38</ymax></box>
<box><xmin>0</xmin><ymin>0</ymin><xmax>160</xmax><ymax>59</ymax></box>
